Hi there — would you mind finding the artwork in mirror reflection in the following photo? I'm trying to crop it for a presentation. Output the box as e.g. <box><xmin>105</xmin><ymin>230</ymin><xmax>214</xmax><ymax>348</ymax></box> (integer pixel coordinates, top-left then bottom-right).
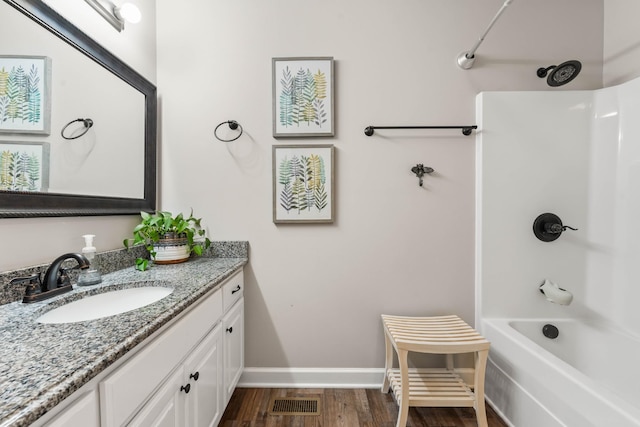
<box><xmin>0</xmin><ymin>141</ymin><xmax>49</xmax><ymax>192</ymax></box>
<box><xmin>0</xmin><ymin>55</ymin><xmax>51</xmax><ymax>135</ymax></box>
<box><xmin>0</xmin><ymin>0</ymin><xmax>145</xmax><ymax>199</ymax></box>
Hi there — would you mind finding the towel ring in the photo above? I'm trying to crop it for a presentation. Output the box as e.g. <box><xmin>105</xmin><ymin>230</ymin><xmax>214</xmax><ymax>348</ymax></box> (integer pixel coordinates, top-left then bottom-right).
<box><xmin>214</xmin><ymin>120</ymin><xmax>243</xmax><ymax>142</ymax></box>
<box><xmin>61</xmin><ymin>118</ymin><xmax>93</xmax><ymax>140</ymax></box>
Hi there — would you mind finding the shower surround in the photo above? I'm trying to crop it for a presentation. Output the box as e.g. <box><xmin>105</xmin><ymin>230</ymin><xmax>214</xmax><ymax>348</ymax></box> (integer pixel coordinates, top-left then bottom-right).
<box><xmin>476</xmin><ymin>76</ymin><xmax>640</xmax><ymax>426</ymax></box>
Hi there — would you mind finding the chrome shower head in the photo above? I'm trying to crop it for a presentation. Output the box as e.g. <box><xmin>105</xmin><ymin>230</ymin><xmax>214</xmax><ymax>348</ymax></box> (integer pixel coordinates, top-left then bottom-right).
<box><xmin>537</xmin><ymin>60</ymin><xmax>582</xmax><ymax>87</ymax></box>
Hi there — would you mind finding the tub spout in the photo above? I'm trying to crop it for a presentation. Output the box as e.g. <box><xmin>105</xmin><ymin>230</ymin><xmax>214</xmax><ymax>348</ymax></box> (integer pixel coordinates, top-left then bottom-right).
<box><xmin>539</xmin><ymin>279</ymin><xmax>573</xmax><ymax>305</ymax></box>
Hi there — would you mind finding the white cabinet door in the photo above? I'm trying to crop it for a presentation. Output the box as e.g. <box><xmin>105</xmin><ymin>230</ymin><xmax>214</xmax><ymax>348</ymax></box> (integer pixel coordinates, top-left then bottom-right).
<box><xmin>128</xmin><ymin>367</ymin><xmax>185</xmax><ymax>427</ymax></box>
<box><xmin>223</xmin><ymin>297</ymin><xmax>244</xmax><ymax>405</ymax></box>
<box><xmin>44</xmin><ymin>390</ymin><xmax>99</xmax><ymax>427</ymax></box>
<box><xmin>184</xmin><ymin>323</ymin><xmax>224</xmax><ymax>427</ymax></box>
<box><xmin>129</xmin><ymin>324</ymin><xmax>224</xmax><ymax>427</ymax></box>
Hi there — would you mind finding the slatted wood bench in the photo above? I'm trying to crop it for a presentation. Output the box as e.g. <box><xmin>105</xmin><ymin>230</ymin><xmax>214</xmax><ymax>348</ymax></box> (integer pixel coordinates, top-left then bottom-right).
<box><xmin>381</xmin><ymin>314</ymin><xmax>490</xmax><ymax>427</ymax></box>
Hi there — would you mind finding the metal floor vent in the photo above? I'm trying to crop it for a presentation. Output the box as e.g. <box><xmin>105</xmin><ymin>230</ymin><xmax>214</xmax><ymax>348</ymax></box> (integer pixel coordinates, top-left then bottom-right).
<box><xmin>268</xmin><ymin>397</ymin><xmax>321</xmax><ymax>416</ymax></box>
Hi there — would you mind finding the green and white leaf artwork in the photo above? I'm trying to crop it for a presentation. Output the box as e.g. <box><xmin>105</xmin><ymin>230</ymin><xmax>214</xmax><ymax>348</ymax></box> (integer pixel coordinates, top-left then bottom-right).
<box><xmin>277</xmin><ymin>152</ymin><xmax>328</xmax><ymax>216</ymax></box>
<box><xmin>0</xmin><ymin>145</ymin><xmax>44</xmax><ymax>192</ymax></box>
<box><xmin>280</xmin><ymin>67</ymin><xmax>326</xmax><ymax>129</ymax></box>
<box><xmin>274</xmin><ymin>58</ymin><xmax>332</xmax><ymax>136</ymax></box>
<box><xmin>0</xmin><ymin>57</ymin><xmax>49</xmax><ymax>132</ymax></box>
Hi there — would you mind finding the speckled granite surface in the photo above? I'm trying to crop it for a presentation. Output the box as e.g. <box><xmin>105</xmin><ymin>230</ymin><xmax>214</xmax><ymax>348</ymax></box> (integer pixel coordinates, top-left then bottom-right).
<box><xmin>0</xmin><ymin>241</ymin><xmax>248</xmax><ymax>427</ymax></box>
<box><xmin>0</xmin><ymin>241</ymin><xmax>248</xmax><ymax>306</ymax></box>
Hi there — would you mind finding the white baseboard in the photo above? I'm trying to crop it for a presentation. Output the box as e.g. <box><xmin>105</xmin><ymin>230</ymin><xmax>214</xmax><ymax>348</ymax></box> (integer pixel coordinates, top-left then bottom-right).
<box><xmin>238</xmin><ymin>367</ymin><xmax>386</xmax><ymax>389</ymax></box>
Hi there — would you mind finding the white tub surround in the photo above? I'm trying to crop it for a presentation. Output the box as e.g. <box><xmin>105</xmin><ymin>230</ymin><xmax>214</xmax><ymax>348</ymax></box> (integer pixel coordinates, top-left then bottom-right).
<box><xmin>476</xmin><ymin>76</ymin><xmax>640</xmax><ymax>426</ymax></box>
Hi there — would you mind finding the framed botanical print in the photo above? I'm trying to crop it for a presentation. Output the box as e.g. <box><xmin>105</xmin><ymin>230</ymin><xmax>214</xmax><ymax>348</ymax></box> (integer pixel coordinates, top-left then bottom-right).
<box><xmin>0</xmin><ymin>141</ymin><xmax>50</xmax><ymax>192</ymax></box>
<box><xmin>0</xmin><ymin>56</ymin><xmax>52</xmax><ymax>135</ymax></box>
<box><xmin>273</xmin><ymin>144</ymin><xmax>334</xmax><ymax>223</ymax></box>
<box><xmin>272</xmin><ymin>57</ymin><xmax>334</xmax><ymax>138</ymax></box>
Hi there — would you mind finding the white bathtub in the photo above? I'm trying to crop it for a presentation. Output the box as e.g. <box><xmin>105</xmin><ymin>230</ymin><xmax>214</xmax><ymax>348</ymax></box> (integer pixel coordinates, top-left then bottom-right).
<box><xmin>481</xmin><ymin>318</ymin><xmax>640</xmax><ymax>427</ymax></box>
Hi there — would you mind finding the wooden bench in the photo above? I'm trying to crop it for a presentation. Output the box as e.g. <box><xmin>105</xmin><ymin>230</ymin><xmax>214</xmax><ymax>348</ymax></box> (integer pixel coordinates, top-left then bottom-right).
<box><xmin>381</xmin><ymin>314</ymin><xmax>490</xmax><ymax>427</ymax></box>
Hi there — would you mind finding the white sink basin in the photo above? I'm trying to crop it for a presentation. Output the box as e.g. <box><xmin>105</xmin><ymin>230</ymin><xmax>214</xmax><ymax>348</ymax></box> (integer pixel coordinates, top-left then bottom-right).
<box><xmin>37</xmin><ymin>286</ymin><xmax>174</xmax><ymax>324</ymax></box>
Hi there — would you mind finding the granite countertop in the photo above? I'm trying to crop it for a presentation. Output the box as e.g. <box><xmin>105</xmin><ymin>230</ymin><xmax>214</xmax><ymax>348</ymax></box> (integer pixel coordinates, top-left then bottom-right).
<box><xmin>0</xmin><ymin>254</ymin><xmax>247</xmax><ymax>427</ymax></box>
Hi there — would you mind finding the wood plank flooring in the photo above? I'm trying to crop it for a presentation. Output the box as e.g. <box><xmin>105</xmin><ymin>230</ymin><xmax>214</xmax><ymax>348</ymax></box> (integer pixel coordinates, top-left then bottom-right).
<box><xmin>220</xmin><ymin>388</ymin><xmax>509</xmax><ymax>427</ymax></box>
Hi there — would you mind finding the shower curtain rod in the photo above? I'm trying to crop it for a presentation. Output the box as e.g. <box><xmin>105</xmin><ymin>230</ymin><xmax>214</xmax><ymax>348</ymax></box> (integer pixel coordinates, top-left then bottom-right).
<box><xmin>457</xmin><ymin>0</ymin><xmax>514</xmax><ymax>69</ymax></box>
<box><xmin>364</xmin><ymin>125</ymin><xmax>477</xmax><ymax>136</ymax></box>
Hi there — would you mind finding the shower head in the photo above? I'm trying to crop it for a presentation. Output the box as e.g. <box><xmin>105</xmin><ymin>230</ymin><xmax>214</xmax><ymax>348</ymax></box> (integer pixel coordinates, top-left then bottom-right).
<box><xmin>537</xmin><ymin>60</ymin><xmax>582</xmax><ymax>87</ymax></box>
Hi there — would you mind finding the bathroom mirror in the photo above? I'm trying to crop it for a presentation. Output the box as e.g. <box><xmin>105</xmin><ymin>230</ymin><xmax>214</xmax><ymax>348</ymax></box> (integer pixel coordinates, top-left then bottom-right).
<box><xmin>0</xmin><ymin>0</ymin><xmax>156</xmax><ymax>218</ymax></box>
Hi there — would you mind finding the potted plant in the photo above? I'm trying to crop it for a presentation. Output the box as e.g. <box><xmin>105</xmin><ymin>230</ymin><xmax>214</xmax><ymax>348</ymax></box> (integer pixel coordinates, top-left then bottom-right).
<box><xmin>124</xmin><ymin>210</ymin><xmax>211</xmax><ymax>271</ymax></box>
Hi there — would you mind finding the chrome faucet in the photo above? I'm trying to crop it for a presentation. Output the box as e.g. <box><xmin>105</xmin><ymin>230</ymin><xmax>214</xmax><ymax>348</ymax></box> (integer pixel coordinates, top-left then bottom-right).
<box><xmin>11</xmin><ymin>253</ymin><xmax>90</xmax><ymax>303</ymax></box>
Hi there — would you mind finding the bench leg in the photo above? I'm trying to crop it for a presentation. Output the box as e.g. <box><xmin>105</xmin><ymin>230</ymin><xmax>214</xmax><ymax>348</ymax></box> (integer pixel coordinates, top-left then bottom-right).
<box><xmin>473</xmin><ymin>350</ymin><xmax>489</xmax><ymax>427</ymax></box>
<box><xmin>396</xmin><ymin>349</ymin><xmax>410</xmax><ymax>427</ymax></box>
<box><xmin>382</xmin><ymin>329</ymin><xmax>393</xmax><ymax>392</ymax></box>
<box><xmin>446</xmin><ymin>353</ymin><xmax>454</xmax><ymax>371</ymax></box>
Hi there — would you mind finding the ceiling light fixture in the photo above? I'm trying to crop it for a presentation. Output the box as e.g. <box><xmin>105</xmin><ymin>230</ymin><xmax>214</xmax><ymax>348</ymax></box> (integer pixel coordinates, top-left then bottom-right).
<box><xmin>84</xmin><ymin>0</ymin><xmax>141</xmax><ymax>32</ymax></box>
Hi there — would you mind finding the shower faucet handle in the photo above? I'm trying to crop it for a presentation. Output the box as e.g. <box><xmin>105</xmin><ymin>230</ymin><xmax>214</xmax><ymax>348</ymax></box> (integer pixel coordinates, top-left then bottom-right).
<box><xmin>545</xmin><ymin>223</ymin><xmax>577</xmax><ymax>234</ymax></box>
<box><xmin>545</xmin><ymin>223</ymin><xmax>563</xmax><ymax>234</ymax></box>
<box><xmin>533</xmin><ymin>213</ymin><xmax>577</xmax><ymax>242</ymax></box>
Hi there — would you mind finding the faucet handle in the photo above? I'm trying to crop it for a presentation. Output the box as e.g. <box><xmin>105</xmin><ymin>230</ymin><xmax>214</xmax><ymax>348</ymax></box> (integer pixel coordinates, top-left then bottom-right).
<box><xmin>10</xmin><ymin>274</ymin><xmax>42</xmax><ymax>298</ymax></box>
<box><xmin>9</xmin><ymin>274</ymin><xmax>41</xmax><ymax>287</ymax></box>
<box><xmin>57</xmin><ymin>268</ymin><xmax>73</xmax><ymax>287</ymax></box>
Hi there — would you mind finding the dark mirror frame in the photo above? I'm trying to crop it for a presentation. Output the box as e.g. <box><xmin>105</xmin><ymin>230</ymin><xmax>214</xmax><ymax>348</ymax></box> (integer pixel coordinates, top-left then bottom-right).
<box><xmin>0</xmin><ymin>0</ymin><xmax>157</xmax><ymax>218</ymax></box>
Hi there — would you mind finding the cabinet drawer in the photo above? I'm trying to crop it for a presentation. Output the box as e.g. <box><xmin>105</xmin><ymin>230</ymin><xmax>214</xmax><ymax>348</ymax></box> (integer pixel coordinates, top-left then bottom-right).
<box><xmin>222</xmin><ymin>270</ymin><xmax>244</xmax><ymax>312</ymax></box>
<box><xmin>100</xmin><ymin>288</ymin><xmax>223</xmax><ymax>427</ymax></box>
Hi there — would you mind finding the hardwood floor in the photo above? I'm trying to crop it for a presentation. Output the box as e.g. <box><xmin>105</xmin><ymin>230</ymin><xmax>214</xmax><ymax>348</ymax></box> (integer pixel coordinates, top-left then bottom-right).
<box><xmin>220</xmin><ymin>388</ymin><xmax>509</xmax><ymax>427</ymax></box>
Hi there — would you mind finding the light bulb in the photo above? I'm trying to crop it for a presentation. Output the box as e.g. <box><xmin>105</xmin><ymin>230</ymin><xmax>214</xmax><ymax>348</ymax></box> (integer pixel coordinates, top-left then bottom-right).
<box><xmin>114</xmin><ymin>2</ymin><xmax>141</xmax><ymax>24</ymax></box>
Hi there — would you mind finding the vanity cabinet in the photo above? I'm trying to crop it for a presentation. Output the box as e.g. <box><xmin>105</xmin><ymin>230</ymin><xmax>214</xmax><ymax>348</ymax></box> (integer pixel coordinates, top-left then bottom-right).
<box><xmin>76</xmin><ymin>269</ymin><xmax>244</xmax><ymax>427</ymax></box>
<box><xmin>100</xmin><ymin>287</ymin><xmax>224</xmax><ymax>427</ymax></box>
<box><xmin>41</xmin><ymin>270</ymin><xmax>244</xmax><ymax>427</ymax></box>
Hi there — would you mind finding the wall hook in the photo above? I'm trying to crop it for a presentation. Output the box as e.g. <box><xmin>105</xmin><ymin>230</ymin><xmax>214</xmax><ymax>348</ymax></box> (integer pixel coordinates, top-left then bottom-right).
<box><xmin>411</xmin><ymin>164</ymin><xmax>434</xmax><ymax>186</ymax></box>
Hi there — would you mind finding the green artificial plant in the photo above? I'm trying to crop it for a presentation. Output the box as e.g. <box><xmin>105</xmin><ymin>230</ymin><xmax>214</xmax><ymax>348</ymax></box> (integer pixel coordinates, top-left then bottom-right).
<box><xmin>124</xmin><ymin>210</ymin><xmax>211</xmax><ymax>271</ymax></box>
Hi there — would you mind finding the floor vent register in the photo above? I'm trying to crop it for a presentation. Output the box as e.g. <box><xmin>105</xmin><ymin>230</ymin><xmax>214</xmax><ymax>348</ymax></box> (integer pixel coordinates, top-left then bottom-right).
<box><xmin>268</xmin><ymin>397</ymin><xmax>321</xmax><ymax>416</ymax></box>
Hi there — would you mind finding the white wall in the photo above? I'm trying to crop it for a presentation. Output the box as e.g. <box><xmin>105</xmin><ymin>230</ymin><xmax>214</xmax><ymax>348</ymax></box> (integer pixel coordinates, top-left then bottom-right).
<box><xmin>0</xmin><ymin>1</ymin><xmax>157</xmax><ymax>272</ymax></box>
<box><xmin>157</xmin><ymin>0</ymin><xmax>603</xmax><ymax>370</ymax></box>
<box><xmin>604</xmin><ymin>0</ymin><xmax>640</xmax><ymax>86</ymax></box>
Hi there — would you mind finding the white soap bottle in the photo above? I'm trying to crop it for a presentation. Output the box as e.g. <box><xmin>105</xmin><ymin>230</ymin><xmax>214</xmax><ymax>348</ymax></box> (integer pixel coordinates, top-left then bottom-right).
<box><xmin>77</xmin><ymin>234</ymin><xmax>103</xmax><ymax>286</ymax></box>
